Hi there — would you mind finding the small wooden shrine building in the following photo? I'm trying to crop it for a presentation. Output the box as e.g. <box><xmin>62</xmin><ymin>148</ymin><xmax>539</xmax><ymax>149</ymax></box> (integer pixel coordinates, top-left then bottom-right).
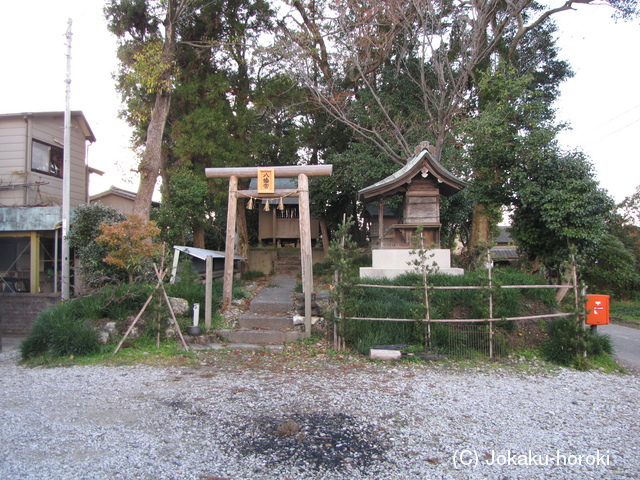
<box><xmin>358</xmin><ymin>143</ymin><xmax>467</xmax><ymax>278</ymax></box>
<box><xmin>248</xmin><ymin>177</ymin><xmax>320</xmax><ymax>247</ymax></box>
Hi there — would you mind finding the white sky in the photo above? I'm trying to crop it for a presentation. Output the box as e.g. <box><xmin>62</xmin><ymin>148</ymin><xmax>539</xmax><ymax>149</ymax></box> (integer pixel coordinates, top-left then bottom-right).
<box><xmin>0</xmin><ymin>1</ymin><xmax>639</xmax><ymax>203</ymax></box>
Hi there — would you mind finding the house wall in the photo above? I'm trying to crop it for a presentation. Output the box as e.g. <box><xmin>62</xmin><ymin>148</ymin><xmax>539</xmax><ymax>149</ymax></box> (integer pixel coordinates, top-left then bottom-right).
<box><xmin>0</xmin><ymin>116</ymin><xmax>27</xmax><ymax>206</ymax></box>
<box><xmin>91</xmin><ymin>194</ymin><xmax>135</xmax><ymax>214</ymax></box>
<box><xmin>0</xmin><ymin>293</ymin><xmax>60</xmax><ymax>336</ymax></box>
<box><xmin>0</xmin><ymin>113</ymin><xmax>88</xmax><ymax>207</ymax></box>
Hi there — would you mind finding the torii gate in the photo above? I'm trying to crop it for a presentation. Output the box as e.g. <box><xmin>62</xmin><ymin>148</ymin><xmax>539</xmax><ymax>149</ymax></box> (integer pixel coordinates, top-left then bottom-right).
<box><xmin>205</xmin><ymin>165</ymin><xmax>333</xmax><ymax>336</ymax></box>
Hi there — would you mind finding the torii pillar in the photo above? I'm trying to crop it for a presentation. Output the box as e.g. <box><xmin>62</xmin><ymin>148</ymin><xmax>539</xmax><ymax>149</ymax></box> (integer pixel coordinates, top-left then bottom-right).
<box><xmin>205</xmin><ymin>165</ymin><xmax>333</xmax><ymax>337</ymax></box>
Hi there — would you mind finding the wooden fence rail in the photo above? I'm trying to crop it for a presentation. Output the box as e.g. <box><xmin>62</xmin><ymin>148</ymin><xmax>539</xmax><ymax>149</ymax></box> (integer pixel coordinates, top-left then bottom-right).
<box><xmin>334</xmin><ymin>252</ymin><xmax>581</xmax><ymax>358</ymax></box>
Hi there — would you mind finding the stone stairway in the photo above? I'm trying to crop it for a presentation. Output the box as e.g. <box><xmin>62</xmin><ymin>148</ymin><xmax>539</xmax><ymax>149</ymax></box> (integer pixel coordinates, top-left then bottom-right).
<box><xmin>274</xmin><ymin>252</ymin><xmax>301</xmax><ymax>275</ymax></box>
<box><xmin>214</xmin><ymin>275</ymin><xmax>305</xmax><ymax>346</ymax></box>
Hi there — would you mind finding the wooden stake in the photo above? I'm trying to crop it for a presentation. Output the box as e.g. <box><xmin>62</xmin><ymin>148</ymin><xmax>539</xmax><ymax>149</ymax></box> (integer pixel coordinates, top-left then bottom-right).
<box><xmin>155</xmin><ymin>264</ymin><xmax>189</xmax><ymax>352</ymax></box>
<box><xmin>113</xmin><ymin>265</ymin><xmax>190</xmax><ymax>354</ymax></box>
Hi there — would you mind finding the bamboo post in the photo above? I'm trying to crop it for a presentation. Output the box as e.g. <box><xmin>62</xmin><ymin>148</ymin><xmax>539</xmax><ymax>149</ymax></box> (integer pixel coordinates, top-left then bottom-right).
<box><xmin>488</xmin><ymin>251</ymin><xmax>494</xmax><ymax>359</ymax></box>
<box><xmin>113</xmin><ymin>289</ymin><xmax>157</xmax><ymax>354</ymax></box>
<box><xmin>205</xmin><ymin>255</ymin><xmax>213</xmax><ymax>331</ymax></box>
<box><xmin>156</xmin><ymin>266</ymin><xmax>189</xmax><ymax>353</ymax></box>
<box><xmin>333</xmin><ymin>270</ymin><xmax>338</xmax><ymax>350</ymax></box>
<box><xmin>222</xmin><ymin>175</ymin><xmax>238</xmax><ymax>309</ymax></box>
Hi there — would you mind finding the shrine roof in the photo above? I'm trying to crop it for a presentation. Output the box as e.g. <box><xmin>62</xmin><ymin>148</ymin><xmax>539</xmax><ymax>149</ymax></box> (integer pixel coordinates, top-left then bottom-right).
<box><xmin>358</xmin><ymin>148</ymin><xmax>467</xmax><ymax>202</ymax></box>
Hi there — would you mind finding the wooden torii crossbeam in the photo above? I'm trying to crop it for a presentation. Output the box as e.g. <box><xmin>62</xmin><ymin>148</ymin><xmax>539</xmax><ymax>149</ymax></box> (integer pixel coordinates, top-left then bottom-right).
<box><xmin>205</xmin><ymin>165</ymin><xmax>333</xmax><ymax>337</ymax></box>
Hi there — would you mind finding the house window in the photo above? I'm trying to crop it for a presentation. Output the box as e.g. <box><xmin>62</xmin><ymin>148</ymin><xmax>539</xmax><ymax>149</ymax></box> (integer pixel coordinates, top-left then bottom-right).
<box><xmin>32</xmin><ymin>140</ymin><xmax>63</xmax><ymax>178</ymax></box>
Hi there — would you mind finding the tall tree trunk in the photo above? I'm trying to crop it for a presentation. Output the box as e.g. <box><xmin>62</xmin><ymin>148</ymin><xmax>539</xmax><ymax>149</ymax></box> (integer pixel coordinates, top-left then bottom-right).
<box><xmin>469</xmin><ymin>203</ymin><xmax>491</xmax><ymax>250</ymax></box>
<box><xmin>133</xmin><ymin>90</ymin><xmax>172</xmax><ymax>220</ymax></box>
<box><xmin>132</xmin><ymin>0</ymin><xmax>185</xmax><ymax>220</ymax></box>
<box><xmin>320</xmin><ymin>218</ymin><xmax>329</xmax><ymax>256</ymax></box>
<box><xmin>193</xmin><ymin>224</ymin><xmax>205</xmax><ymax>249</ymax></box>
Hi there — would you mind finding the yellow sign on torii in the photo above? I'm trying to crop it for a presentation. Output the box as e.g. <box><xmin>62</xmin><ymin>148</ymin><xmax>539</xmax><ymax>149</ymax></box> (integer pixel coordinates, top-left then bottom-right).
<box><xmin>257</xmin><ymin>168</ymin><xmax>275</xmax><ymax>193</ymax></box>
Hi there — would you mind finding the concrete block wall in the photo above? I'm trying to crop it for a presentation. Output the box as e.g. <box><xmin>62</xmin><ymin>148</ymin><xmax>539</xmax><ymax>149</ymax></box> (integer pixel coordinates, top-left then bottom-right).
<box><xmin>0</xmin><ymin>293</ymin><xmax>60</xmax><ymax>336</ymax></box>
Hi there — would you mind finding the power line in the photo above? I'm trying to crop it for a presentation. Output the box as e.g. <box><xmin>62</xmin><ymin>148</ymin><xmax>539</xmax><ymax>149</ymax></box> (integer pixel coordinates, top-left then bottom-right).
<box><xmin>599</xmin><ymin>116</ymin><xmax>640</xmax><ymax>141</ymax></box>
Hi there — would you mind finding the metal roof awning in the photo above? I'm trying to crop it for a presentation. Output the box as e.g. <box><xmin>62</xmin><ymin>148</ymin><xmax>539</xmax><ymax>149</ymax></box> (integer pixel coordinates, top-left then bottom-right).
<box><xmin>173</xmin><ymin>246</ymin><xmax>246</xmax><ymax>261</ymax></box>
<box><xmin>0</xmin><ymin>206</ymin><xmax>62</xmax><ymax>232</ymax></box>
<box><xmin>170</xmin><ymin>246</ymin><xmax>246</xmax><ymax>283</ymax></box>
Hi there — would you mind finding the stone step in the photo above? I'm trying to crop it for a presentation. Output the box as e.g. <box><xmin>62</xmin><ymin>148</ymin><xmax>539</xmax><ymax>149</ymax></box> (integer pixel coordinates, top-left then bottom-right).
<box><xmin>274</xmin><ymin>258</ymin><xmax>301</xmax><ymax>274</ymax></box>
<box><xmin>248</xmin><ymin>292</ymin><xmax>294</xmax><ymax>314</ymax></box>
<box><xmin>215</xmin><ymin>328</ymin><xmax>304</xmax><ymax>345</ymax></box>
<box><xmin>238</xmin><ymin>313</ymin><xmax>293</xmax><ymax>329</ymax></box>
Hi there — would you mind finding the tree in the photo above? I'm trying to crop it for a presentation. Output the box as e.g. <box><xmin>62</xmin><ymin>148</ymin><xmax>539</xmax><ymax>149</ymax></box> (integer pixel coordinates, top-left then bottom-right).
<box><xmin>277</xmin><ymin>0</ymin><xmax>634</xmax><ymax>162</ymax></box>
<box><xmin>276</xmin><ymin>0</ymin><xmax>636</xmax><ymax>248</ymax></box>
<box><xmin>68</xmin><ymin>203</ymin><xmax>126</xmax><ymax>288</ymax></box>
<box><xmin>153</xmin><ymin>0</ymin><xmax>301</xmax><ymax>256</ymax></box>
<box><xmin>153</xmin><ymin>167</ymin><xmax>211</xmax><ymax>247</ymax></box>
<box><xmin>105</xmin><ymin>0</ymin><xmax>194</xmax><ymax>221</ymax></box>
<box><xmin>619</xmin><ymin>185</ymin><xmax>640</xmax><ymax>226</ymax></box>
<box><xmin>458</xmin><ymin>65</ymin><xmax>614</xmax><ymax>274</ymax></box>
<box><xmin>96</xmin><ymin>214</ymin><xmax>161</xmax><ymax>284</ymax></box>
<box><xmin>509</xmin><ymin>150</ymin><xmax>614</xmax><ymax>275</ymax></box>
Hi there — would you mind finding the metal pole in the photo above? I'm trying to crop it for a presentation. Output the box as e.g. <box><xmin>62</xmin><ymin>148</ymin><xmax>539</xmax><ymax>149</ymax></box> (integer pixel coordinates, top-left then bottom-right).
<box><xmin>205</xmin><ymin>255</ymin><xmax>213</xmax><ymax>331</ymax></box>
<box><xmin>54</xmin><ymin>228</ymin><xmax>59</xmax><ymax>294</ymax></box>
<box><xmin>61</xmin><ymin>18</ymin><xmax>72</xmax><ymax>301</ymax></box>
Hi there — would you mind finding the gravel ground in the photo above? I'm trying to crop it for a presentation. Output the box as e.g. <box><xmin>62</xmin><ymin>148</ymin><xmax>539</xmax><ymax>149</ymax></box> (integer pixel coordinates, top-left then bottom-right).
<box><xmin>1</xmin><ymin>346</ymin><xmax>639</xmax><ymax>480</ymax></box>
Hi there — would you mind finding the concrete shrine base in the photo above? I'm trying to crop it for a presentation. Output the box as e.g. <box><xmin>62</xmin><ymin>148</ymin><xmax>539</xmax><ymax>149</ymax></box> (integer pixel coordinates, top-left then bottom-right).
<box><xmin>359</xmin><ymin>248</ymin><xmax>464</xmax><ymax>280</ymax></box>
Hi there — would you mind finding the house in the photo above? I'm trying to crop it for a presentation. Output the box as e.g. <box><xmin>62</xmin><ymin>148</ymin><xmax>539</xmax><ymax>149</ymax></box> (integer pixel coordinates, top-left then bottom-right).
<box><xmin>490</xmin><ymin>226</ymin><xmax>519</xmax><ymax>265</ymax></box>
<box><xmin>358</xmin><ymin>142</ymin><xmax>467</xmax><ymax>279</ymax></box>
<box><xmin>0</xmin><ymin>111</ymin><xmax>97</xmax><ymax>335</ymax></box>
<box><xmin>90</xmin><ymin>186</ymin><xmax>137</xmax><ymax>214</ymax></box>
<box><xmin>90</xmin><ymin>186</ymin><xmax>160</xmax><ymax>215</ymax></box>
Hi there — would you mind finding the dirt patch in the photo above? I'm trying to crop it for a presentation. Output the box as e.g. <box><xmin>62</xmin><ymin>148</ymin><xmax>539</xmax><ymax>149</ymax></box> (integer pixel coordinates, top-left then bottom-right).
<box><xmin>235</xmin><ymin>411</ymin><xmax>389</xmax><ymax>474</ymax></box>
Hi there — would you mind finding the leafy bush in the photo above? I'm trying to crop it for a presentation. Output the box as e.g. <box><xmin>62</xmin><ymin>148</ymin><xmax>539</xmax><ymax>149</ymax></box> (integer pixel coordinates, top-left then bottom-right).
<box><xmin>541</xmin><ymin>316</ymin><xmax>613</xmax><ymax>368</ymax></box>
<box><xmin>96</xmin><ymin>214</ymin><xmax>161</xmax><ymax>284</ymax></box>
<box><xmin>68</xmin><ymin>203</ymin><xmax>126</xmax><ymax>287</ymax></box>
<box><xmin>102</xmin><ymin>283</ymin><xmax>155</xmax><ymax>321</ymax></box>
<box><xmin>581</xmin><ymin>233</ymin><xmax>640</xmax><ymax>298</ymax></box>
<box><xmin>21</xmin><ymin>304</ymin><xmax>100</xmax><ymax>359</ymax></box>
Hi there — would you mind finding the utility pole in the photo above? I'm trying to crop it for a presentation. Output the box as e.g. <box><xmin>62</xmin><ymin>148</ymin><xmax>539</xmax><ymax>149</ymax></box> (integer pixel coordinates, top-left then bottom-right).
<box><xmin>61</xmin><ymin>18</ymin><xmax>72</xmax><ymax>301</ymax></box>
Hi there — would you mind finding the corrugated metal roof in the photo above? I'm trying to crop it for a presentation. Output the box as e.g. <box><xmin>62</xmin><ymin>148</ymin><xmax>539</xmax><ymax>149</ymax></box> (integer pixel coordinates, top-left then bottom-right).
<box><xmin>173</xmin><ymin>246</ymin><xmax>246</xmax><ymax>261</ymax></box>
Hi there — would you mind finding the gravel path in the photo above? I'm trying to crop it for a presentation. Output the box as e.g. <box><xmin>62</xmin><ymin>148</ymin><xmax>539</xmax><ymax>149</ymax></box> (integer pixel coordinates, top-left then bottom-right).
<box><xmin>1</xmin><ymin>347</ymin><xmax>639</xmax><ymax>480</ymax></box>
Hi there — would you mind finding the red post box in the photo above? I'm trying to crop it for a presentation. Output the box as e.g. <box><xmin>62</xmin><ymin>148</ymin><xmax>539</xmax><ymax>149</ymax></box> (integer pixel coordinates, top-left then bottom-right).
<box><xmin>585</xmin><ymin>294</ymin><xmax>610</xmax><ymax>325</ymax></box>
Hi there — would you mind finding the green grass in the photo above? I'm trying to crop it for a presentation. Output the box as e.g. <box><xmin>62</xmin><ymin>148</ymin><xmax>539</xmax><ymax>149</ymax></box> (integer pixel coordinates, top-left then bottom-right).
<box><xmin>21</xmin><ymin>337</ymin><xmax>198</xmax><ymax>368</ymax></box>
<box><xmin>610</xmin><ymin>300</ymin><xmax>640</xmax><ymax>327</ymax></box>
